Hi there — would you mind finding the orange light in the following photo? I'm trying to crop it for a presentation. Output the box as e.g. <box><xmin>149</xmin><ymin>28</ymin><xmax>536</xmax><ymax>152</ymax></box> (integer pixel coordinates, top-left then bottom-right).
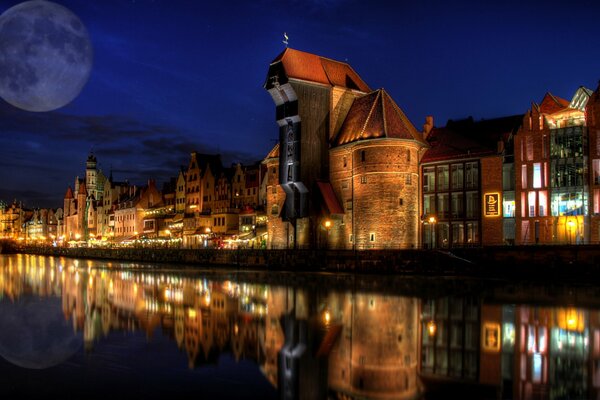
<box><xmin>427</xmin><ymin>320</ymin><xmax>437</xmax><ymax>337</ymax></box>
<box><xmin>428</xmin><ymin>216</ymin><xmax>436</xmax><ymax>224</ymax></box>
<box><xmin>324</xmin><ymin>219</ymin><xmax>332</xmax><ymax>229</ymax></box>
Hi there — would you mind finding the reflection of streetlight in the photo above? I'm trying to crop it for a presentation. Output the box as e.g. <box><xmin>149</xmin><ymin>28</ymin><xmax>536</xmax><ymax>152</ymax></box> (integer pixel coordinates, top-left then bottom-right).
<box><xmin>567</xmin><ymin>219</ymin><xmax>575</xmax><ymax>245</ymax></box>
<box><xmin>428</xmin><ymin>216</ymin><xmax>436</xmax><ymax>248</ymax></box>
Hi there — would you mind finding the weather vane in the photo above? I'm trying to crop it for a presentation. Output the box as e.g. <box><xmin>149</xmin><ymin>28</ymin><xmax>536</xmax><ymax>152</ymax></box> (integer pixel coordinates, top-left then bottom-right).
<box><xmin>283</xmin><ymin>32</ymin><xmax>289</xmax><ymax>47</ymax></box>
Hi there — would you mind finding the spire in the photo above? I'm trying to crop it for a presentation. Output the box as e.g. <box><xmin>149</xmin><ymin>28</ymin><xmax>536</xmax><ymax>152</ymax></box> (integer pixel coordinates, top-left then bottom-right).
<box><xmin>64</xmin><ymin>186</ymin><xmax>74</xmax><ymax>199</ymax></box>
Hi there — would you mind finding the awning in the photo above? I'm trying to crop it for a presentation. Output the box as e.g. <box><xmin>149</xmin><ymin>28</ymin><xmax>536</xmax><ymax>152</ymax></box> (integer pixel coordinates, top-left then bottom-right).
<box><xmin>317</xmin><ymin>181</ymin><xmax>344</xmax><ymax>215</ymax></box>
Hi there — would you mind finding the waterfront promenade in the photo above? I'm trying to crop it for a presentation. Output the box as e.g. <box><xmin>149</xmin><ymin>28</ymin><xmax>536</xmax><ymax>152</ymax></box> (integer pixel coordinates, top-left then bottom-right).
<box><xmin>3</xmin><ymin>240</ymin><xmax>600</xmax><ymax>281</ymax></box>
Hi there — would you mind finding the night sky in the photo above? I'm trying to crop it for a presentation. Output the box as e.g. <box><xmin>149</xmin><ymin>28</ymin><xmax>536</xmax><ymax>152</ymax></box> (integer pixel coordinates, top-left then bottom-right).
<box><xmin>1</xmin><ymin>0</ymin><xmax>600</xmax><ymax>208</ymax></box>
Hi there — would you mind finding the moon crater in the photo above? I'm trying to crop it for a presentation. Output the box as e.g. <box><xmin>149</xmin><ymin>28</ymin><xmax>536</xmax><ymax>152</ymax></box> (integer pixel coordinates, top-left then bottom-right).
<box><xmin>0</xmin><ymin>0</ymin><xmax>93</xmax><ymax>112</ymax></box>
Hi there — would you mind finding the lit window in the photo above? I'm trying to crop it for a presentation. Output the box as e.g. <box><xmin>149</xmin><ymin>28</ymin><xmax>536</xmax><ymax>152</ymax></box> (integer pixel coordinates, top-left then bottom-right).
<box><xmin>533</xmin><ymin>163</ymin><xmax>542</xmax><ymax>189</ymax></box>
<box><xmin>528</xmin><ymin>191</ymin><xmax>536</xmax><ymax>217</ymax></box>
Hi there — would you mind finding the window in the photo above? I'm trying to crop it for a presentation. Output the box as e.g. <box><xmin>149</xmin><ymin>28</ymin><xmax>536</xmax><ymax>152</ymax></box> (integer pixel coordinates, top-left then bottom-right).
<box><xmin>361</xmin><ymin>150</ymin><xmax>365</xmax><ymax>162</ymax></box>
<box><xmin>271</xmin><ymin>205</ymin><xmax>278</xmax><ymax>215</ymax></box>
<box><xmin>349</xmin><ymin>234</ymin><xmax>353</xmax><ymax>243</ymax></box>
<box><xmin>437</xmin><ymin>194</ymin><xmax>449</xmax><ymax>218</ymax></box>
<box><xmin>405</xmin><ymin>174</ymin><xmax>412</xmax><ymax>185</ymax></box>
<box><xmin>407</xmin><ymin>149</ymin><xmax>411</xmax><ymax>162</ymax></box>
<box><xmin>423</xmin><ymin>167</ymin><xmax>435</xmax><ymax>192</ymax></box>
<box><xmin>361</xmin><ymin>176</ymin><xmax>367</xmax><ymax>184</ymax></box>
<box><xmin>595</xmin><ymin>189</ymin><xmax>600</xmax><ymax>214</ymax></box>
<box><xmin>342</xmin><ymin>180</ymin><xmax>349</xmax><ymax>189</ymax></box>
<box><xmin>503</xmin><ymin>192</ymin><xmax>515</xmax><ymax>218</ymax></box>
<box><xmin>539</xmin><ymin>191</ymin><xmax>547</xmax><ymax>217</ymax></box>
<box><xmin>594</xmin><ymin>160</ymin><xmax>600</xmax><ymax>185</ymax></box>
<box><xmin>346</xmin><ymin>200</ymin><xmax>353</xmax><ymax>210</ymax></box>
<box><xmin>526</xmin><ymin>136</ymin><xmax>533</xmax><ymax>161</ymax></box>
<box><xmin>503</xmin><ymin>164</ymin><xmax>515</xmax><ymax>191</ymax></box>
<box><xmin>465</xmin><ymin>192</ymin><xmax>479</xmax><ymax>219</ymax></box>
<box><xmin>424</xmin><ymin>194</ymin><xmax>435</xmax><ymax>214</ymax></box>
<box><xmin>437</xmin><ymin>165</ymin><xmax>449</xmax><ymax>191</ymax></box>
<box><xmin>451</xmin><ymin>193</ymin><xmax>463</xmax><ymax>218</ymax></box>
<box><xmin>399</xmin><ymin>198</ymin><xmax>403</xmax><ymax>206</ymax></box>
<box><xmin>533</xmin><ymin>163</ymin><xmax>542</xmax><ymax>188</ymax></box>
<box><xmin>369</xmin><ymin>233</ymin><xmax>375</xmax><ymax>242</ymax></box>
<box><xmin>451</xmin><ymin>164</ymin><xmax>463</xmax><ymax>190</ymax></box>
<box><xmin>521</xmin><ymin>165</ymin><xmax>527</xmax><ymax>189</ymax></box>
<box><xmin>465</xmin><ymin>162</ymin><xmax>478</xmax><ymax>189</ymax></box>
<box><xmin>528</xmin><ymin>191</ymin><xmax>536</xmax><ymax>217</ymax></box>
<box><xmin>343</xmin><ymin>156</ymin><xmax>347</xmax><ymax>168</ymax></box>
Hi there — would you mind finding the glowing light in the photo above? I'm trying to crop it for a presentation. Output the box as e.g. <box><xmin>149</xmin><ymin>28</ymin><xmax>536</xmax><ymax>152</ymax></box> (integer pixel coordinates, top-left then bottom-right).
<box><xmin>188</xmin><ymin>309</ymin><xmax>197</xmax><ymax>318</ymax></box>
<box><xmin>428</xmin><ymin>216</ymin><xmax>436</xmax><ymax>224</ymax></box>
<box><xmin>324</xmin><ymin>219</ymin><xmax>332</xmax><ymax>229</ymax></box>
<box><xmin>323</xmin><ymin>310</ymin><xmax>331</xmax><ymax>324</ymax></box>
<box><xmin>427</xmin><ymin>320</ymin><xmax>437</xmax><ymax>337</ymax></box>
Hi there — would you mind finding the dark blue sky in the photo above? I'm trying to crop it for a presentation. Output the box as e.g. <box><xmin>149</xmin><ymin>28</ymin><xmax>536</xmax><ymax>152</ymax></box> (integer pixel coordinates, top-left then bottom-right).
<box><xmin>1</xmin><ymin>0</ymin><xmax>600</xmax><ymax>208</ymax></box>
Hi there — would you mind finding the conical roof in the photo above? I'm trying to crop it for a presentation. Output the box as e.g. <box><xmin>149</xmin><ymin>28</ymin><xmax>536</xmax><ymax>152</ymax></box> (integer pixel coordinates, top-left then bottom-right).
<box><xmin>333</xmin><ymin>89</ymin><xmax>426</xmax><ymax>147</ymax></box>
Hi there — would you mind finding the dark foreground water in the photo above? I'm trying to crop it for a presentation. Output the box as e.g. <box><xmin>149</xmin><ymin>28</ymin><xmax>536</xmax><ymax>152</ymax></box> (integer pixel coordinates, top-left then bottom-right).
<box><xmin>1</xmin><ymin>254</ymin><xmax>599</xmax><ymax>399</ymax></box>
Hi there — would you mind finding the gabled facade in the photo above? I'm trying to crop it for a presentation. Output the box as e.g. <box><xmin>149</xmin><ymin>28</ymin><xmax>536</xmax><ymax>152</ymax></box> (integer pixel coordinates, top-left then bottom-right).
<box><xmin>515</xmin><ymin>88</ymin><xmax>592</xmax><ymax>244</ymax></box>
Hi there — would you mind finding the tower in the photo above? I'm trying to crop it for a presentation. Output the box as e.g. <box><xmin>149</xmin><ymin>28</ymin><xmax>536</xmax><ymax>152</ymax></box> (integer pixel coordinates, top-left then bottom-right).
<box><xmin>86</xmin><ymin>152</ymin><xmax>97</xmax><ymax>199</ymax></box>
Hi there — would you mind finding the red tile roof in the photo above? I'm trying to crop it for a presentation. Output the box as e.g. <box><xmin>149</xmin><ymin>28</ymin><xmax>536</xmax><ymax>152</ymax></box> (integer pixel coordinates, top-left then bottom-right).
<box><xmin>271</xmin><ymin>48</ymin><xmax>370</xmax><ymax>92</ymax></box>
<box><xmin>539</xmin><ymin>92</ymin><xmax>570</xmax><ymax>114</ymax></box>
<box><xmin>333</xmin><ymin>89</ymin><xmax>426</xmax><ymax>146</ymax></box>
<box><xmin>64</xmin><ymin>186</ymin><xmax>73</xmax><ymax>199</ymax></box>
<box><xmin>422</xmin><ymin>115</ymin><xmax>522</xmax><ymax>163</ymax></box>
<box><xmin>317</xmin><ymin>181</ymin><xmax>344</xmax><ymax>215</ymax></box>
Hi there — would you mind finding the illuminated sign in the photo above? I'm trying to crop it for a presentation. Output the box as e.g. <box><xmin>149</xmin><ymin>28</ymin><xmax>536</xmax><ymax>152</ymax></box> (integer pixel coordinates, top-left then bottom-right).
<box><xmin>484</xmin><ymin>193</ymin><xmax>500</xmax><ymax>217</ymax></box>
<box><xmin>482</xmin><ymin>322</ymin><xmax>501</xmax><ymax>352</ymax></box>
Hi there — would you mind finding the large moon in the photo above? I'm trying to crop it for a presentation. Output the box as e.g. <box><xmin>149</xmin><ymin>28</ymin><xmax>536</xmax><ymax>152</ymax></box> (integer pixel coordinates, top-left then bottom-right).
<box><xmin>0</xmin><ymin>0</ymin><xmax>93</xmax><ymax>112</ymax></box>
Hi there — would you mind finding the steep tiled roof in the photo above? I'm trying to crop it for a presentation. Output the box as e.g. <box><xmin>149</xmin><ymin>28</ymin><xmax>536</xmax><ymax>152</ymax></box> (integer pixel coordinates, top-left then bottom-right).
<box><xmin>539</xmin><ymin>92</ymin><xmax>570</xmax><ymax>114</ymax></box>
<box><xmin>64</xmin><ymin>187</ymin><xmax>73</xmax><ymax>200</ymax></box>
<box><xmin>270</xmin><ymin>48</ymin><xmax>370</xmax><ymax>92</ymax></box>
<box><xmin>333</xmin><ymin>89</ymin><xmax>426</xmax><ymax>146</ymax></box>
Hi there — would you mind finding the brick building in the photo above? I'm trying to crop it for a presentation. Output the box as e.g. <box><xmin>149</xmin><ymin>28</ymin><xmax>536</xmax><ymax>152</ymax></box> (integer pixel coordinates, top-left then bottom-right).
<box><xmin>264</xmin><ymin>47</ymin><xmax>426</xmax><ymax>249</ymax></box>
<box><xmin>514</xmin><ymin>87</ymin><xmax>592</xmax><ymax>244</ymax></box>
<box><xmin>421</xmin><ymin>116</ymin><xmax>521</xmax><ymax>248</ymax></box>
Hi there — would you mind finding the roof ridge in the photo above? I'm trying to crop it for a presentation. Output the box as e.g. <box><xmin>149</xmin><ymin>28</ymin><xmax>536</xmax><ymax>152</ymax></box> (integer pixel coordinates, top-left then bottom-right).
<box><xmin>361</xmin><ymin>90</ymin><xmax>382</xmax><ymax>139</ymax></box>
<box><xmin>381</xmin><ymin>89</ymin><xmax>388</xmax><ymax>136</ymax></box>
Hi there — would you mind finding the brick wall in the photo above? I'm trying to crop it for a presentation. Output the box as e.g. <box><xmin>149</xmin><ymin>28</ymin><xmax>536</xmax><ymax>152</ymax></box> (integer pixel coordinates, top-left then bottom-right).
<box><xmin>330</xmin><ymin>139</ymin><xmax>422</xmax><ymax>249</ymax></box>
<box><xmin>481</xmin><ymin>156</ymin><xmax>503</xmax><ymax>245</ymax></box>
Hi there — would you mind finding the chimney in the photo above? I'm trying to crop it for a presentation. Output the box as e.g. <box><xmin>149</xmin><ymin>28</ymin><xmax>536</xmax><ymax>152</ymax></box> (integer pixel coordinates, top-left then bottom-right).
<box><xmin>423</xmin><ymin>115</ymin><xmax>434</xmax><ymax>139</ymax></box>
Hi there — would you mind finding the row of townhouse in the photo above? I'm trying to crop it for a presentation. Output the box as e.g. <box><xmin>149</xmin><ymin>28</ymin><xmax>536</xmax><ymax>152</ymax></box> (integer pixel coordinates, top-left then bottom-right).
<box><xmin>262</xmin><ymin>47</ymin><xmax>600</xmax><ymax>249</ymax></box>
<box><xmin>59</xmin><ymin>152</ymin><xmax>269</xmax><ymax>247</ymax></box>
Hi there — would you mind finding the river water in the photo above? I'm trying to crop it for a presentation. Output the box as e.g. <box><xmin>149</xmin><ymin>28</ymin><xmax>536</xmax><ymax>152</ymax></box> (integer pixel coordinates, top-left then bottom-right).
<box><xmin>0</xmin><ymin>253</ymin><xmax>598</xmax><ymax>399</ymax></box>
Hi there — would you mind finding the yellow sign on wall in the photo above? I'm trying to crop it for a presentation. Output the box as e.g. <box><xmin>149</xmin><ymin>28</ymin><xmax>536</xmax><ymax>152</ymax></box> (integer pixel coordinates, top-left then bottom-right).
<box><xmin>484</xmin><ymin>193</ymin><xmax>500</xmax><ymax>217</ymax></box>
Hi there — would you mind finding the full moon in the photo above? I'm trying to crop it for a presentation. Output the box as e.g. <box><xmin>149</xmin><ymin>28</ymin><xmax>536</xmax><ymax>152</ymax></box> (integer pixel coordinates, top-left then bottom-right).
<box><xmin>0</xmin><ymin>0</ymin><xmax>93</xmax><ymax>112</ymax></box>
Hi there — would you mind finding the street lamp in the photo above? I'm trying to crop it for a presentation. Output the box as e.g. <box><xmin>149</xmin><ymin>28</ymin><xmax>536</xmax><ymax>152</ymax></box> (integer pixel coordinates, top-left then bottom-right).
<box><xmin>428</xmin><ymin>216</ymin><xmax>437</xmax><ymax>248</ymax></box>
<box><xmin>322</xmin><ymin>219</ymin><xmax>332</xmax><ymax>249</ymax></box>
<box><xmin>567</xmin><ymin>219</ymin><xmax>575</xmax><ymax>245</ymax></box>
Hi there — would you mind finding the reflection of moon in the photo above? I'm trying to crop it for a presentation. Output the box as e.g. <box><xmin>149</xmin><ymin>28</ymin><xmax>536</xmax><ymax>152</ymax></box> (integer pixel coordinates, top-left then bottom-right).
<box><xmin>0</xmin><ymin>0</ymin><xmax>93</xmax><ymax>112</ymax></box>
<box><xmin>0</xmin><ymin>296</ymin><xmax>82</xmax><ymax>369</ymax></box>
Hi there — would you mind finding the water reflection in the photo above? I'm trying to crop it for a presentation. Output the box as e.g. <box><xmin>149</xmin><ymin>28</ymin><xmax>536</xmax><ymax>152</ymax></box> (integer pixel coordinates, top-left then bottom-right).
<box><xmin>1</xmin><ymin>254</ymin><xmax>599</xmax><ymax>399</ymax></box>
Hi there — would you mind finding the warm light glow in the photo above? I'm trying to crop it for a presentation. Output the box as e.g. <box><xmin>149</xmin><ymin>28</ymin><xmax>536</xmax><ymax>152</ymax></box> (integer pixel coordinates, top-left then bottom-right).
<box><xmin>567</xmin><ymin>220</ymin><xmax>576</xmax><ymax>228</ymax></box>
<box><xmin>187</xmin><ymin>309</ymin><xmax>197</xmax><ymax>318</ymax></box>
<box><xmin>324</xmin><ymin>219</ymin><xmax>332</xmax><ymax>229</ymax></box>
<box><xmin>205</xmin><ymin>227</ymin><xmax>211</xmax><ymax>234</ymax></box>
<box><xmin>165</xmin><ymin>229</ymin><xmax>171</xmax><ymax>235</ymax></box>
<box><xmin>427</xmin><ymin>320</ymin><xmax>437</xmax><ymax>337</ymax></box>
<box><xmin>428</xmin><ymin>216</ymin><xmax>436</xmax><ymax>224</ymax></box>
<box><xmin>323</xmin><ymin>310</ymin><xmax>331</xmax><ymax>324</ymax></box>
<box><xmin>75</xmin><ymin>233</ymin><xmax>81</xmax><ymax>240</ymax></box>
<box><xmin>134</xmin><ymin>231</ymin><xmax>138</xmax><ymax>236</ymax></box>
